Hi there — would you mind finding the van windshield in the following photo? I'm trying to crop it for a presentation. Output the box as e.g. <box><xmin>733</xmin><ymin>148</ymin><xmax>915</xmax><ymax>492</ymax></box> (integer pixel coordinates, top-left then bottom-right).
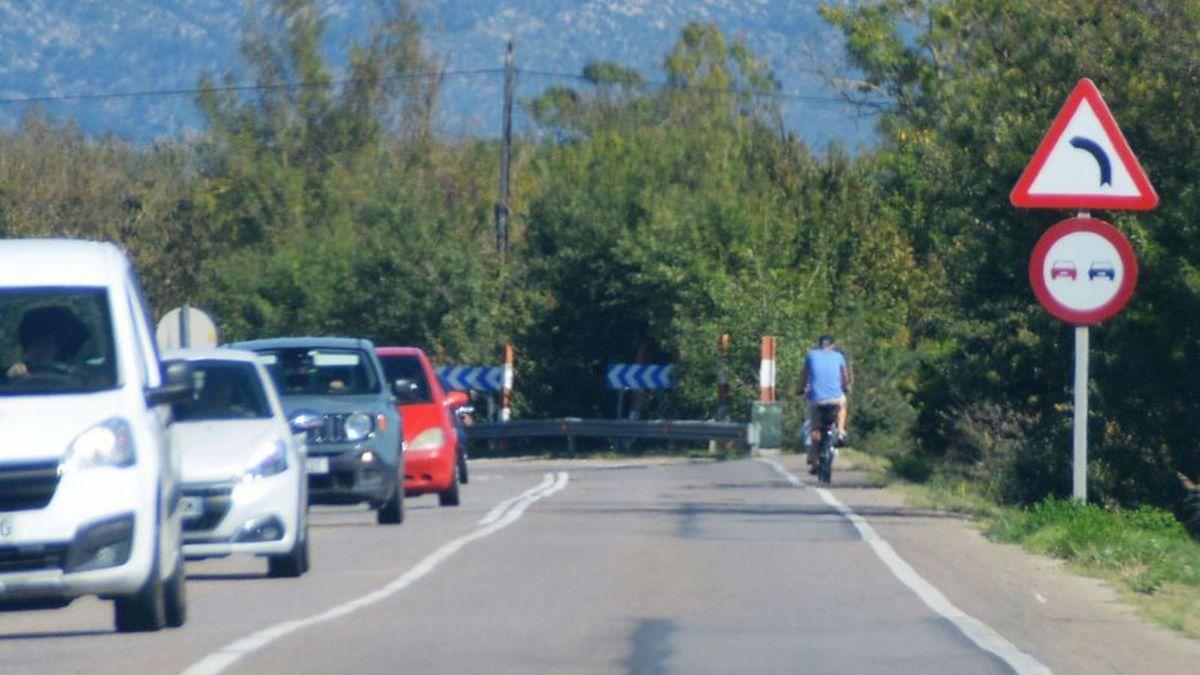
<box><xmin>0</xmin><ymin>288</ymin><xmax>118</xmax><ymax>396</ymax></box>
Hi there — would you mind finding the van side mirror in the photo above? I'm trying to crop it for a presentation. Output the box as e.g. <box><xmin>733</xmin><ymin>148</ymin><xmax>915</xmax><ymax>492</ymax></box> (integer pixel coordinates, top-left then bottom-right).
<box><xmin>147</xmin><ymin>359</ymin><xmax>194</xmax><ymax>407</ymax></box>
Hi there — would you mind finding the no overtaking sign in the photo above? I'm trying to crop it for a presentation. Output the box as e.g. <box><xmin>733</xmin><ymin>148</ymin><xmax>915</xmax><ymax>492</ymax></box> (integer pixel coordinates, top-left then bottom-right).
<box><xmin>1028</xmin><ymin>217</ymin><xmax>1138</xmax><ymax>325</ymax></box>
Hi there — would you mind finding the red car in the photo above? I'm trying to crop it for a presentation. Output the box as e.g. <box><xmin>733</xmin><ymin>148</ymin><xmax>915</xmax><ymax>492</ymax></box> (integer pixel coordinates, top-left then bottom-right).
<box><xmin>376</xmin><ymin>347</ymin><xmax>469</xmax><ymax>506</ymax></box>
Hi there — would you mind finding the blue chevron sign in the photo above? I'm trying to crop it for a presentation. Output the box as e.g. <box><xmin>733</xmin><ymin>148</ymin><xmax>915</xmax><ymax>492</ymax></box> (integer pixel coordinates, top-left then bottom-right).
<box><xmin>437</xmin><ymin>365</ymin><xmax>504</xmax><ymax>392</ymax></box>
<box><xmin>605</xmin><ymin>364</ymin><xmax>673</xmax><ymax>390</ymax></box>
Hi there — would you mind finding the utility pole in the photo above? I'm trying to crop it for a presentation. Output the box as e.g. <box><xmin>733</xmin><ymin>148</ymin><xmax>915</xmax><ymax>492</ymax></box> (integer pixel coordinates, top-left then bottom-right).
<box><xmin>494</xmin><ymin>41</ymin><xmax>515</xmax><ymax>257</ymax></box>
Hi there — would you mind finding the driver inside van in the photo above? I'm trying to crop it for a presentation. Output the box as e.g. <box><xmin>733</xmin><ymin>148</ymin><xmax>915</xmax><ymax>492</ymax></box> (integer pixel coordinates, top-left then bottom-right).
<box><xmin>5</xmin><ymin>306</ymin><xmax>90</xmax><ymax>379</ymax></box>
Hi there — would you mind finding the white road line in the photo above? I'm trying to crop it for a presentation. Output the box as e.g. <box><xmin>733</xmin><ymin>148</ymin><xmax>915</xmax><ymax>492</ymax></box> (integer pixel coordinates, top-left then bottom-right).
<box><xmin>759</xmin><ymin>458</ymin><xmax>1053</xmax><ymax>675</ymax></box>
<box><xmin>479</xmin><ymin>473</ymin><xmax>555</xmax><ymax>525</ymax></box>
<box><xmin>180</xmin><ymin>472</ymin><xmax>570</xmax><ymax>675</ymax></box>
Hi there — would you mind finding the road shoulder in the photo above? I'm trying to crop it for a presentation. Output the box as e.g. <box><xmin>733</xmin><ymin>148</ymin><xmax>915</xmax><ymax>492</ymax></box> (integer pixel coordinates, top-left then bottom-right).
<box><xmin>770</xmin><ymin>452</ymin><xmax>1200</xmax><ymax>675</ymax></box>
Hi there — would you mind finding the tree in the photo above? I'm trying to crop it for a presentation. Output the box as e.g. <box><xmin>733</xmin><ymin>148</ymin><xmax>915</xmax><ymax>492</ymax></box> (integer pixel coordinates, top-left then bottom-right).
<box><xmin>518</xmin><ymin>23</ymin><xmax>925</xmax><ymax>444</ymax></box>
<box><xmin>184</xmin><ymin>1</ymin><xmax>506</xmax><ymax>360</ymax></box>
<box><xmin>823</xmin><ymin>0</ymin><xmax>1200</xmax><ymax>507</ymax></box>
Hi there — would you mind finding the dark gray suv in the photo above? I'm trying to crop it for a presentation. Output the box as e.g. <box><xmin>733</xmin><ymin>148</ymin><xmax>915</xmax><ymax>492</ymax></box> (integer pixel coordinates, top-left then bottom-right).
<box><xmin>230</xmin><ymin>337</ymin><xmax>405</xmax><ymax>524</ymax></box>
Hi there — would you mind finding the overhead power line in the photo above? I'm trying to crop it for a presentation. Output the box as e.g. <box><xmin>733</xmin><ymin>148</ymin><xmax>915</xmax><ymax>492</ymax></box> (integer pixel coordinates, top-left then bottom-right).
<box><xmin>516</xmin><ymin>68</ymin><xmax>891</xmax><ymax>108</ymax></box>
<box><xmin>0</xmin><ymin>68</ymin><xmax>504</xmax><ymax>105</ymax></box>
<box><xmin>0</xmin><ymin>65</ymin><xmax>888</xmax><ymax>110</ymax></box>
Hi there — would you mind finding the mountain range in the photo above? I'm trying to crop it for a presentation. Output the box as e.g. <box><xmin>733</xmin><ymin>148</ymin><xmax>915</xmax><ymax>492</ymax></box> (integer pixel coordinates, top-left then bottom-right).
<box><xmin>0</xmin><ymin>1</ymin><xmax>877</xmax><ymax>148</ymax></box>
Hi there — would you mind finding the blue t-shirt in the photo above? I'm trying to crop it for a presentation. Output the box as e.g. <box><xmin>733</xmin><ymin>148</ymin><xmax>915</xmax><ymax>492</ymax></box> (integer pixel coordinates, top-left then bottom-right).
<box><xmin>805</xmin><ymin>348</ymin><xmax>846</xmax><ymax>402</ymax></box>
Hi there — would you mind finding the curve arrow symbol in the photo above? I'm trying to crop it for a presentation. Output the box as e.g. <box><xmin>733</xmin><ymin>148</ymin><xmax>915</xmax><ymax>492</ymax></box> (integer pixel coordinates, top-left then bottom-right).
<box><xmin>1069</xmin><ymin>136</ymin><xmax>1112</xmax><ymax>186</ymax></box>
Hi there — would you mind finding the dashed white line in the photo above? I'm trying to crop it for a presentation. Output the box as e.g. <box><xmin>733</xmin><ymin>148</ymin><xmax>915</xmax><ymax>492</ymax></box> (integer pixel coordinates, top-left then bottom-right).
<box><xmin>759</xmin><ymin>458</ymin><xmax>1053</xmax><ymax>675</ymax></box>
<box><xmin>180</xmin><ymin>471</ymin><xmax>570</xmax><ymax>675</ymax></box>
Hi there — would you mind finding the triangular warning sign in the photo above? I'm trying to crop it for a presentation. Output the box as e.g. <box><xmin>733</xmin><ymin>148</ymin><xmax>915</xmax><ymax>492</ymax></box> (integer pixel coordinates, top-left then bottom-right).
<box><xmin>1011</xmin><ymin>78</ymin><xmax>1157</xmax><ymax>210</ymax></box>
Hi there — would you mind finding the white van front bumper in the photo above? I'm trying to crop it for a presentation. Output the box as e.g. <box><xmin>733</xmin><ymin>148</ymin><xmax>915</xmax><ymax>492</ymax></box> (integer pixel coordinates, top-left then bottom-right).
<box><xmin>0</xmin><ymin>463</ymin><xmax>157</xmax><ymax>600</ymax></box>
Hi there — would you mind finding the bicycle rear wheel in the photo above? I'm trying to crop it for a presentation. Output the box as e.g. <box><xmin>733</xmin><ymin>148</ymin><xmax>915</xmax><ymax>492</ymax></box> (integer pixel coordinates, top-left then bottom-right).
<box><xmin>818</xmin><ymin>434</ymin><xmax>834</xmax><ymax>484</ymax></box>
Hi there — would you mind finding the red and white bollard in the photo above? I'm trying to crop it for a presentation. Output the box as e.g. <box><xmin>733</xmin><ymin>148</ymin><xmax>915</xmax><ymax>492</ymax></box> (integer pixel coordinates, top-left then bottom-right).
<box><xmin>759</xmin><ymin>336</ymin><xmax>776</xmax><ymax>402</ymax></box>
<box><xmin>500</xmin><ymin>343</ymin><xmax>514</xmax><ymax>422</ymax></box>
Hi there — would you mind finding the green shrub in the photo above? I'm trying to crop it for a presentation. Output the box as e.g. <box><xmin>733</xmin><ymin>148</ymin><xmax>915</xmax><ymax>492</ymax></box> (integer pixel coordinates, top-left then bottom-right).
<box><xmin>890</xmin><ymin>454</ymin><xmax>933</xmax><ymax>483</ymax></box>
<box><xmin>989</xmin><ymin>498</ymin><xmax>1200</xmax><ymax>595</ymax></box>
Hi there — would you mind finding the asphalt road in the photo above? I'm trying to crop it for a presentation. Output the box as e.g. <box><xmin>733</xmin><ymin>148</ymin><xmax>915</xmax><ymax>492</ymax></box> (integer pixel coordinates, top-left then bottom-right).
<box><xmin>3</xmin><ymin>455</ymin><xmax>1199</xmax><ymax>674</ymax></box>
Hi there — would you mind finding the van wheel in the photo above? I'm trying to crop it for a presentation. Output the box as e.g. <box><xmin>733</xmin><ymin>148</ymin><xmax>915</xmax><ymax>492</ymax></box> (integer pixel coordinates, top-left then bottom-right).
<box><xmin>268</xmin><ymin>523</ymin><xmax>309</xmax><ymax>577</ymax></box>
<box><xmin>114</xmin><ymin>548</ymin><xmax>165</xmax><ymax>633</ymax></box>
<box><xmin>164</xmin><ymin>554</ymin><xmax>187</xmax><ymax>628</ymax></box>
<box><xmin>438</xmin><ymin>463</ymin><xmax>461</xmax><ymax>507</ymax></box>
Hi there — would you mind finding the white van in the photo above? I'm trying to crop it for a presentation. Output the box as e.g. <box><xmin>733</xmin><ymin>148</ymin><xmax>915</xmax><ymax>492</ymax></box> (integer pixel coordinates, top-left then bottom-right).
<box><xmin>0</xmin><ymin>239</ymin><xmax>193</xmax><ymax>632</ymax></box>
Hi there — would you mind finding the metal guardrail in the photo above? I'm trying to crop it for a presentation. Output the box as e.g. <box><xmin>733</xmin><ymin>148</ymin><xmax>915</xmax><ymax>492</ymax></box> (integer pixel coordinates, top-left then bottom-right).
<box><xmin>463</xmin><ymin>418</ymin><xmax>751</xmax><ymax>450</ymax></box>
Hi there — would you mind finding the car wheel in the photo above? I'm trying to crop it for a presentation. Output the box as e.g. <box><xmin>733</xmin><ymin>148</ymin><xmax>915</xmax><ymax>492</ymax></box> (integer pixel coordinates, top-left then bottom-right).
<box><xmin>114</xmin><ymin>539</ymin><xmax>166</xmax><ymax>633</ymax></box>
<box><xmin>163</xmin><ymin>553</ymin><xmax>187</xmax><ymax>628</ymax></box>
<box><xmin>439</xmin><ymin>461</ymin><xmax>461</xmax><ymax>507</ymax></box>
<box><xmin>376</xmin><ymin>467</ymin><xmax>404</xmax><ymax>525</ymax></box>
<box><xmin>268</xmin><ymin>522</ymin><xmax>309</xmax><ymax>578</ymax></box>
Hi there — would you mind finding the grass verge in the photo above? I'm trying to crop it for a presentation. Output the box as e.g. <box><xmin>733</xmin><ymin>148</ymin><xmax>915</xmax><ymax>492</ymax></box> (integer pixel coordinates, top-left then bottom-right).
<box><xmin>834</xmin><ymin>447</ymin><xmax>890</xmax><ymax>487</ymax></box>
<box><xmin>894</xmin><ymin>471</ymin><xmax>1200</xmax><ymax>638</ymax></box>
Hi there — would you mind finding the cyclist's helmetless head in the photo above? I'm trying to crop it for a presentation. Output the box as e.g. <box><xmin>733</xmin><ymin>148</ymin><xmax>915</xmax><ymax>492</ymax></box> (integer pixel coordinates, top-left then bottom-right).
<box><xmin>818</xmin><ymin>334</ymin><xmax>835</xmax><ymax>348</ymax></box>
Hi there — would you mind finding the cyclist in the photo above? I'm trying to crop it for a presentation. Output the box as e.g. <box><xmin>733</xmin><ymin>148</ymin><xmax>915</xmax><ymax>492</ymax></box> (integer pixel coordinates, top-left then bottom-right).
<box><xmin>798</xmin><ymin>334</ymin><xmax>851</xmax><ymax>473</ymax></box>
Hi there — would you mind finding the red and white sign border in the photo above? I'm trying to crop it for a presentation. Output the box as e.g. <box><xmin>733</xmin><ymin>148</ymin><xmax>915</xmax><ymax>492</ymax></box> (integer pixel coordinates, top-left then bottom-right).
<box><xmin>1010</xmin><ymin>78</ymin><xmax>1158</xmax><ymax>211</ymax></box>
<box><xmin>1029</xmin><ymin>217</ymin><xmax>1138</xmax><ymax>325</ymax></box>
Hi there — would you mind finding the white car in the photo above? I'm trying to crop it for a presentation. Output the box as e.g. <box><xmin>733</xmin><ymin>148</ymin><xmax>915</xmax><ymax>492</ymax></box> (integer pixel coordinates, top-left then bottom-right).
<box><xmin>165</xmin><ymin>348</ymin><xmax>310</xmax><ymax>577</ymax></box>
<box><xmin>0</xmin><ymin>239</ymin><xmax>193</xmax><ymax>632</ymax></box>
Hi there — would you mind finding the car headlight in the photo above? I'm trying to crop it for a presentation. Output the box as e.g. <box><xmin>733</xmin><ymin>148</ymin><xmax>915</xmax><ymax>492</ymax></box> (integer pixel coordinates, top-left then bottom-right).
<box><xmin>344</xmin><ymin>412</ymin><xmax>374</xmax><ymax>441</ymax></box>
<box><xmin>63</xmin><ymin>418</ymin><xmax>135</xmax><ymax>471</ymax></box>
<box><xmin>409</xmin><ymin>427</ymin><xmax>445</xmax><ymax>452</ymax></box>
<box><xmin>243</xmin><ymin>440</ymin><xmax>288</xmax><ymax>480</ymax></box>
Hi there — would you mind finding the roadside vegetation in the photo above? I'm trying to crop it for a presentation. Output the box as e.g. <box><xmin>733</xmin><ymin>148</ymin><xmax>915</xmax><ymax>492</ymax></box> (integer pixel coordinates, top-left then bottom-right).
<box><xmin>812</xmin><ymin>439</ymin><xmax>1200</xmax><ymax>636</ymax></box>
<box><xmin>894</xmin><ymin>473</ymin><xmax>1200</xmax><ymax>637</ymax></box>
<box><xmin>1</xmin><ymin>0</ymin><xmax>1199</xmax><ymax>549</ymax></box>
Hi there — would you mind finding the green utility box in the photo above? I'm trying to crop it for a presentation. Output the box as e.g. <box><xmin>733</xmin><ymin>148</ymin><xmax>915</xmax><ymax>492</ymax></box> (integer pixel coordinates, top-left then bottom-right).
<box><xmin>751</xmin><ymin>401</ymin><xmax>783</xmax><ymax>450</ymax></box>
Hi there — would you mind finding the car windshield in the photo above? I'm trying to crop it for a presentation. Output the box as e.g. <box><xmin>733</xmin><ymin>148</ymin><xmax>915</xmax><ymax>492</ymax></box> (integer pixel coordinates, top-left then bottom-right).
<box><xmin>0</xmin><ymin>287</ymin><xmax>117</xmax><ymax>396</ymax></box>
<box><xmin>173</xmin><ymin>361</ymin><xmax>270</xmax><ymax>421</ymax></box>
<box><xmin>378</xmin><ymin>354</ymin><xmax>432</xmax><ymax>404</ymax></box>
<box><xmin>255</xmin><ymin>348</ymin><xmax>380</xmax><ymax>396</ymax></box>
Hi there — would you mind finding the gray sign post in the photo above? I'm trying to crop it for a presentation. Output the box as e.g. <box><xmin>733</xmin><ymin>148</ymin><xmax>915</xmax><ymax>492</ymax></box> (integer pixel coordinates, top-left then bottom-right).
<box><xmin>1072</xmin><ymin>325</ymin><xmax>1088</xmax><ymax>501</ymax></box>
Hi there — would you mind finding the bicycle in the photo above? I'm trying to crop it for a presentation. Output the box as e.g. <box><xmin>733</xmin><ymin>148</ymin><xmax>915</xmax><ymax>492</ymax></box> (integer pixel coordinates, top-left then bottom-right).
<box><xmin>813</xmin><ymin>403</ymin><xmax>841</xmax><ymax>484</ymax></box>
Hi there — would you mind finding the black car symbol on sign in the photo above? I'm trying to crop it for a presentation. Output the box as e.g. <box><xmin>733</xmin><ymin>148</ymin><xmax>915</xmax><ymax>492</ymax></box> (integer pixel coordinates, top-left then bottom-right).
<box><xmin>1089</xmin><ymin>260</ymin><xmax>1116</xmax><ymax>280</ymax></box>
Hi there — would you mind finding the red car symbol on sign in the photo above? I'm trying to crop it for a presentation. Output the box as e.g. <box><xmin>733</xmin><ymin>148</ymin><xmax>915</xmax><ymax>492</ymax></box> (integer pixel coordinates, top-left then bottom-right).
<box><xmin>1050</xmin><ymin>260</ymin><xmax>1077</xmax><ymax>280</ymax></box>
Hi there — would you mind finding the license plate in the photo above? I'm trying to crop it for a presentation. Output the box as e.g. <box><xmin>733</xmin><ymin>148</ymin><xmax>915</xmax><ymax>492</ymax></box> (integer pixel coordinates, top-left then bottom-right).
<box><xmin>181</xmin><ymin>496</ymin><xmax>205</xmax><ymax>518</ymax></box>
<box><xmin>306</xmin><ymin>456</ymin><xmax>330</xmax><ymax>475</ymax></box>
<box><xmin>0</xmin><ymin>514</ymin><xmax>14</xmax><ymax>541</ymax></box>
